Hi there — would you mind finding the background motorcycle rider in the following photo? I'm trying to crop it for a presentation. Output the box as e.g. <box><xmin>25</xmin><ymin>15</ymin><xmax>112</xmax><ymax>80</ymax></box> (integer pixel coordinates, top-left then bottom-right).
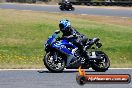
<box><xmin>62</xmin><ymin>0</ymin><xmax>71</xmax><ymax>7</ymax></box>
<box><xmin>59</xmin><ymin>19</ymin><xmax>89</xmax><ymax>58</ymax></box>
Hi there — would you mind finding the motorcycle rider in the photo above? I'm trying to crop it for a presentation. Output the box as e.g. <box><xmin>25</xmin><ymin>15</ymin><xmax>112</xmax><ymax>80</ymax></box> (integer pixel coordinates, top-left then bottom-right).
<box><xmin>59</xmin><ymin>19</ymin><xmax>89</xmax><ymax>58</ymax></box>
<box><xmin>63</xmin><ymin>0</ymin><xmax>70</xmax><ymax>5</ymax></box>
<box><xmin>62</xmin><ymin>0</ymin><xmax>71</xmax><ymax>8</ymax></box>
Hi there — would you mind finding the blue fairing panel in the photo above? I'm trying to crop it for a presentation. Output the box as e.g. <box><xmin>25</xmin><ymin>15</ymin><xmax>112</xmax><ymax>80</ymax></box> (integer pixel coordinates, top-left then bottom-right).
<box><xmin>52</xmin><ymin>40</ymin><xmax>77</xmax><ymax>55</ymax></box>
<box><xmin>47</xmin><ymin>34</ymin><xmax>57</xmax><ymax>45</ymax></box>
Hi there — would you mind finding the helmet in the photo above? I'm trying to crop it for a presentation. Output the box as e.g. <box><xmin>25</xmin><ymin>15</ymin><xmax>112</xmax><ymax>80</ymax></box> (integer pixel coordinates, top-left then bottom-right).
<box><xmin>59</xmin><ymin>19</ymin><xmax>71</xmax><ymax>31</ymax></box>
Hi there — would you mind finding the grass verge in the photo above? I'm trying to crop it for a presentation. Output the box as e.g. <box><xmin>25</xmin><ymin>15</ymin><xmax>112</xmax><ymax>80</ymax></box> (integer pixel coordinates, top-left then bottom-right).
<box><xmin>0</xmin><ymin>9</ymin><xmax>132</xmax><ymax>68</ymax></box>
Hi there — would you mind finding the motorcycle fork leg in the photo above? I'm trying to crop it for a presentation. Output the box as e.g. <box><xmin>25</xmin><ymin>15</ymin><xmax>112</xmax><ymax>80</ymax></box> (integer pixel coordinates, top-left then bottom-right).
<box><xmin>53</xmin><ymin>52</ymin><xmax>58</xmax><ymax>61</ymax></box>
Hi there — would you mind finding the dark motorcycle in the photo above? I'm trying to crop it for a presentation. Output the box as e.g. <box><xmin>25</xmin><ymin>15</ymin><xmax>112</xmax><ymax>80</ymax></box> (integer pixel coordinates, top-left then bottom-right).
<box><xmin>59</xmin><ymin>2</ymin><xmax>75</xmax><ymax>11</ymax></box>
<box><xmin>43</xmin><ymin>30</ymin><xmax>110</xmax><ymax>73</ymax></box>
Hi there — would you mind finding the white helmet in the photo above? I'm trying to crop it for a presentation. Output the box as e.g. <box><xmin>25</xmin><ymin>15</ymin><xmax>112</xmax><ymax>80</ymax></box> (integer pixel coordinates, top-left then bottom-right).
<box><xmin>65</xmin><ymin>0</ymin><xmax>68</xmax><ymax>2</ymax></box>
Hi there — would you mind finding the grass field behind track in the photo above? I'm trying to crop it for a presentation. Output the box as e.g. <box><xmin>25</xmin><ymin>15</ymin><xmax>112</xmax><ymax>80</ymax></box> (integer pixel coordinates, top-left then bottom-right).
<box><xmin>0</xmin><ymin>9</ymin><xmax>132</xmax><ymax>68</ymax></box>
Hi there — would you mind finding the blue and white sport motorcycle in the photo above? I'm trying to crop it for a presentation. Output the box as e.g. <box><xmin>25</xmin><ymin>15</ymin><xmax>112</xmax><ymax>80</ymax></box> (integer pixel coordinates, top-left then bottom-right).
<box><xmin>43</xmin><ymin>30</ymin><xmax>110</xmax><ymax>72</ymax></box>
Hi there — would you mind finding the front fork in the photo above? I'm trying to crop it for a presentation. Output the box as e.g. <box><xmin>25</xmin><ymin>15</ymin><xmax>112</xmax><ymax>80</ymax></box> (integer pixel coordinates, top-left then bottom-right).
<box><xmin>53</xmin><ymin>52</ymin><xmax>58</xmax><ymax>62</ymax></box>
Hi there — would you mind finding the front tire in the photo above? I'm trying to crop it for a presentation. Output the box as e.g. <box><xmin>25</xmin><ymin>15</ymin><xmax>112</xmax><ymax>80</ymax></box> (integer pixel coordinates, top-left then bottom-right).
<box><xmin>59</xmin><ymin>6</ymin><xmax>64</xmax><ymax>11</ymax></box>
<box><xmin>43</xmin><ymin>52</ymin><xmax>65</xmax><ymax>73</ymax></box>
<box><xmin>91</xmin><ymin>51</ymin><xmax>110</xmax><ymax>72</ymax></box>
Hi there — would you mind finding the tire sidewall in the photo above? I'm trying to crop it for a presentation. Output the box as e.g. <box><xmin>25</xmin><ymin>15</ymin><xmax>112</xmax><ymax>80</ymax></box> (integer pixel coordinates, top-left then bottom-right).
<box><xmin>91</xmin><ymin>51</ymin><xmax>110</xmax><ymax>72</ymax></box>
<box><xmin>43</xmin><ymin>52</ymin><xmax>65</xmax><ymax>73</ymax></box>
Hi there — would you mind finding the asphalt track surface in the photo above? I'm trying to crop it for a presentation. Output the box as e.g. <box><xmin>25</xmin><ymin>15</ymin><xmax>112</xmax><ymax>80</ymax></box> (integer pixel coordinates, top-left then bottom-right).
<box><xmin>0</xmin><ymin>69</ymin><xmax>132</xmax><ymax>88</ymax></box>
<box><xmin>0</xmin><ymin>3</ymin><xmax>132</xmax><ymax>88</ymax></box>
<box><xmin>0</xmin><ymin>3</ymin><xmax>132</xmax><ymax>18</ymax></box>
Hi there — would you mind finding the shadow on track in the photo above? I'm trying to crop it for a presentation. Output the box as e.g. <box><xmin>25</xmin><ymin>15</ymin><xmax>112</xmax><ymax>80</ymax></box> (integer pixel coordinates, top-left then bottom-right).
<box><xmin>37</xmin><ymin>70</ymin><xmax>95</xmax><ymax>73</ymax></box>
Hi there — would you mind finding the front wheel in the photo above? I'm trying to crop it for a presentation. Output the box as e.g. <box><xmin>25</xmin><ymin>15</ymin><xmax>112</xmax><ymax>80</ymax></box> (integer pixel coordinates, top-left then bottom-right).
<box><xmin>91</xmin><ymin>51</ymin><xmax>110</xmax><ymax>72</ymax></box>
<box><xmin>59</xmin><ymin>6</ymin><xmax>64</xmax><ymax>11</ymax></box>
<box><xmin>43</xmin><ymin>52</ymin><xmax>65</xmax><ymax>73</ymax></box>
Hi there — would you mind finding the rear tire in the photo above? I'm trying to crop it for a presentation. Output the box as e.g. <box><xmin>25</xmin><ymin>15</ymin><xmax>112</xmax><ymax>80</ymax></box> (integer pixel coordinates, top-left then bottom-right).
<box><xmin>91</xmin><ymin>51</ymin><xmax>110</xmax><ymax>72</ymax></box>
<box><xmin>71</xmin><ymin>7</ymin><xmax>75</xmax><ymax>11</ymax></box>
<box><xmin>43</xmin><ymin>52</ymin><xmax>65</xmax><ymax>73</ymax></box>
<box><xmin>59</xmin><ymin>6</ymin><xmax>64</xmax><ymax>11</ymax></box>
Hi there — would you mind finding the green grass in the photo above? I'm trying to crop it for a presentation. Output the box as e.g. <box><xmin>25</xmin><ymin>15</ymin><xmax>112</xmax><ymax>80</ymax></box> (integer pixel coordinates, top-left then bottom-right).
<box><xmin>0</xmin><ymin>9</ymin><xmax>132</xmax><ymax>68</ymax></box>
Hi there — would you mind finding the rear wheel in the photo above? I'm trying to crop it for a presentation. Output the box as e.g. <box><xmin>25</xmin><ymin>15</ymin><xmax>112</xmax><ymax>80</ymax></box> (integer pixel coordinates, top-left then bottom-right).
<box><xmin>71</xmin><ymin>7</ymin><xmax>75</xmax><ymax>11</ymax></box>
<box><xmin>91</xmin><ymin>51</ymin><xmax>110</xmax><ymax>72</ymax></box>
<box><xmin>43</xmin><ymin>52</ymin><xmax>65</xmax><ymax>73</ymax></box>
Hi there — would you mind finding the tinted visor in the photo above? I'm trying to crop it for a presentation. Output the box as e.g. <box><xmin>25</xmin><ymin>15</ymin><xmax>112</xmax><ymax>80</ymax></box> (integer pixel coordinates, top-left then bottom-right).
<box><xmin>59</xmin><ymin>23</ymin><xmax>64</xmax><ymax>29</ymax></box>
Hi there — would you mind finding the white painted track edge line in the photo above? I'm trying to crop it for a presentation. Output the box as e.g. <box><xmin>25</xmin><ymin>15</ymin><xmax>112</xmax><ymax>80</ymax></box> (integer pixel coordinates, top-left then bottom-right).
<box><xmin>0</xmin><ymin>68</ymin><xmax>132</xmax><ymax>71</ymax></box>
